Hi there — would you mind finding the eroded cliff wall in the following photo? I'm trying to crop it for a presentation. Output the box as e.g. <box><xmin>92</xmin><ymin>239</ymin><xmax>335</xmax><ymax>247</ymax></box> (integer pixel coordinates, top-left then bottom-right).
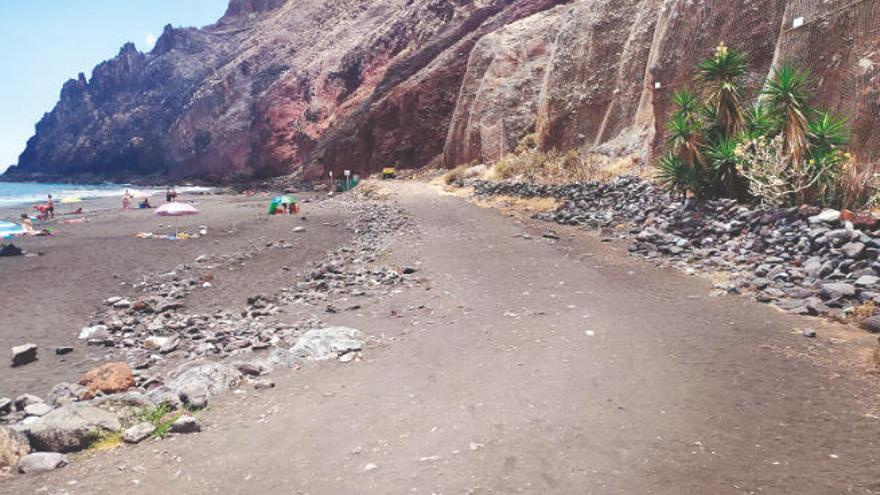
<box><xmin>6</xmin><ymin>0</ymin><xmax>880</xmax><ymax>182</ymax></box>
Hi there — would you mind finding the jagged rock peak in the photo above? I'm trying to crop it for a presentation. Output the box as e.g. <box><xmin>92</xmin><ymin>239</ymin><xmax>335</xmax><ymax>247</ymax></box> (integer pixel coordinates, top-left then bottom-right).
<box><xmin>223</xmin><ymin>0</ymin><xmax>287</xmax><ymax>18</ymax></box>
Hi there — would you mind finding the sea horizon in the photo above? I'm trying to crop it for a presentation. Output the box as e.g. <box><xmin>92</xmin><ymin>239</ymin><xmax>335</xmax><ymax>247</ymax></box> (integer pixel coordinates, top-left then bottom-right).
<box><xmin>0</xmin><ymin>180</ymin><xmax>212</xmax><ymax>210</ymax></box>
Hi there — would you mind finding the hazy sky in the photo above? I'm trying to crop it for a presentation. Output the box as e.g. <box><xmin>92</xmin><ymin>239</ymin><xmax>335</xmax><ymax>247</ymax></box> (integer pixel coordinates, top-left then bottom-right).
<box><xmin>0</xmin><ymin>0</ymin><xmax>228</xmax><ymax>173</ymax></box>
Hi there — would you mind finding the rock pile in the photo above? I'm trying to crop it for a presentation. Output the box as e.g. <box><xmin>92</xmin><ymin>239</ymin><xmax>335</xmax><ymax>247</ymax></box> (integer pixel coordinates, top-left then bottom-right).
<box><xmin>1</xmin><ymin>191</ymin><xmax>414</xmax><ymax>475</ymax></box>
<box><xmin>474</xmin><ymin>177</ymin><xmax>880</xmax><ymax>329</ymax></box>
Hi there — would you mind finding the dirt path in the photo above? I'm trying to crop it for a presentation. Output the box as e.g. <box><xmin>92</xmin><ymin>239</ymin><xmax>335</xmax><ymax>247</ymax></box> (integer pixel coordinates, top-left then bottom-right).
<box><xmin>5</xmin><ymin>182</ymin><xmax>880</xmax><ymax>494</ymax></box>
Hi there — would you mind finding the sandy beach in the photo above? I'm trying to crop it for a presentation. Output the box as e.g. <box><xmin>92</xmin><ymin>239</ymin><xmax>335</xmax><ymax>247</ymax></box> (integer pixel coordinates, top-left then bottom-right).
<box><xmin>0</xmin><ymin>190</ymin><xmax>348</xmax><ymax>398</ymax></box>
<box><xmin>1</xmin><ymin>181</ymin><xmax>879</xmax><ymax>493</ymax></box>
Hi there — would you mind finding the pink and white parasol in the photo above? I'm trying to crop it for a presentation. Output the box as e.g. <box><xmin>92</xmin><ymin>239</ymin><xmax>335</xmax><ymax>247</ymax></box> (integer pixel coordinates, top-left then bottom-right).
<box><xmin>155</xmin><ymin>202</ymin><xmax>198</xmax><ymax>217</ymax></box>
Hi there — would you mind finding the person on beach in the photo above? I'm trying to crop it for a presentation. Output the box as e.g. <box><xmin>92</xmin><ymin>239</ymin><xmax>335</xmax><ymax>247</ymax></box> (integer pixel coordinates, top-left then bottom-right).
<box><xmin>20</xmin><ymin>214</ymin><xmax>36</xmax><ymax>234</ymax></box>
<box><xmin>46</xmin><ymin>194</ymin><xmax>54</xmax><ymax>219</ymax></box>
<box><xmin>122</xmin><ymin>189</ymin><xmax>132</xmax><ymax>209</ymax></box>
<box><xmin>139</xmin><ymin>197</ymin><xmax>152</xmax><ymax>209</ymax></box>
<box><xmin>19</xmin><ymin>213</ymin><xmax>49</xmax><ymax>236</ymax></box>
<box><xmin>166</xmin><ymin>187</ymin><xmax>177</xmax><ymax>203</ymax></box>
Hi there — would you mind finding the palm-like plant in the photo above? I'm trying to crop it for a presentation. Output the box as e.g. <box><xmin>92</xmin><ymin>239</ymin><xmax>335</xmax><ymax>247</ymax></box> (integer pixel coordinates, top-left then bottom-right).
<box><xmin>808</xmin><ymin>111</ymin><xmax>849</xmax><ymax>158</ymax></box>
<box><xmin>763</xmin><ymin>64</ymin><xmax>812</xmax><ymax>164</ymax></box>
<box><xmin>666</xmin><ymin>111</ymin><xmax>706</xmax><ymax>171</ymax></box>
<box><xmin>671</xmin><ymin>90</ymin><xmax>703</xmax><ymax>122</ymax></box>
<box><xmin>706</xmin><ymin>137</ymin><xmax>742</xmax><ymax>199</ymax></box>
<box><xmin>656</xmin><ymin>152</ymin><xmax>695</xmax><ymax>199</ymax></box>
<box><xmin>699</xmin><ymin>104</ymin><xmax>723</xmax><ymax>144</ymax></box>
<box><xmin>698</xmin><ymin>43</ymin><xmax>749</xmax><ymax>137</ymax></box>
<box><xmin>745</xmin><ymin>103</ymin><xmax>778</xmax><ymax>139</ymax></box>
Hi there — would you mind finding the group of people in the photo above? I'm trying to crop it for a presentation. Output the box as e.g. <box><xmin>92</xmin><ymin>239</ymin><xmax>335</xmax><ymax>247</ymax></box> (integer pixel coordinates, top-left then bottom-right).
<box><xmin>15</xmin><ymin>185</ymin><xmax>181</xmax><ymax>237</ymax></box>
<box><xmin>272</xmin><ymin>202</ymin><xmax>300</xmax><ymax>215</ymax></box>
<box><xmin>121</xmin><ymin>187</ymin><xmax>176</xmax><ymax>210</ymax></box>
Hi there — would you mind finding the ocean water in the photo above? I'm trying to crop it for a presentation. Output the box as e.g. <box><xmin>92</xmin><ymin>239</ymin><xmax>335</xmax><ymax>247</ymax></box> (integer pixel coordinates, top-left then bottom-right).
<box><xmin>0</xmin><ymin>181</ymin><xmax>211</xmax><ymax>210</ymax></box>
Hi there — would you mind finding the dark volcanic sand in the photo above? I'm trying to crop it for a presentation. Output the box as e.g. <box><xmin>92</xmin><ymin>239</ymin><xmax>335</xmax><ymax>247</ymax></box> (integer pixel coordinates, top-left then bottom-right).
<box><xmin>3</xmin><ymin>181</ymin><xmax>880</xmax><ymax>494</ymax></box>
<box><xmin>0</xmin><ymin>192</ymin><xmax>350</xmax><ymax>398</ymax></box>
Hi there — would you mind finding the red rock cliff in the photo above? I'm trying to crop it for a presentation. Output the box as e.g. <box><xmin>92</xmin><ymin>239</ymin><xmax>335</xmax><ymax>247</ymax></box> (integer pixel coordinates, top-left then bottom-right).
<box><xmin>5</xmin><ymin>0</ymin><xmax>880</xmax><ymax>183</ymax></box>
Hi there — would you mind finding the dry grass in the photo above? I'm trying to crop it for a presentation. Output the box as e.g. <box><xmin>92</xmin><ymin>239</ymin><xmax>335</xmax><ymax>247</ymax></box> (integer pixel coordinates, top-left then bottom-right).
<box><xmin>852</xmin><ymin>301</ymin><xmax>877</xmax><ymax>322</ymax></box>
<box><xmin>489</xmin><ymin>148</ymin><xmax>639</xmax><ymax>185</ymax></box>
<box><xmin>356</xmin><ymin>180</ymin><xmax>393</xmax><ymax>200</ymax></box>
<box><xmin>444</xmin><ymin>164</ymin><xmax>471</xmax><ymax>185</ymax></box>
<box><xmin>838</xmin><ymin>160</ymin><xmax>879</xmax><ymax>210</ymax></box>
<box><xmin>492</xmin><ymin>149</ymin><xmax>596</xmax><ymax>183</ymax></box>
<box><xmin>470</xmin><ymin>194</ymin><xmax>559</xmax><ymax>218</ymax></box>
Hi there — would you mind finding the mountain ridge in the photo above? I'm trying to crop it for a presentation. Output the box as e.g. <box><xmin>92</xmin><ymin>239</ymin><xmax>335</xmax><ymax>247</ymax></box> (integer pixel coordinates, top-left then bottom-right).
<box><xmin>4</xmin><ymin>0</ymin><xmax>879</xmax><ymax>184</ymax></box>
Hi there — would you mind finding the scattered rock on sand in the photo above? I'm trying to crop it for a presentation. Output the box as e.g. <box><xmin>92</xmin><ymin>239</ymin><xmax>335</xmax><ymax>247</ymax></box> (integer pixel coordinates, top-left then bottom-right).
<box><xmin>78</xmin><ymin>362</ymin><xmax>135</xmax><ymax>398</ymax></box>
<box><xmin>123</xmin><ymin>422</ymin><xmax>156</xmax><ymax>444</ymax></box>
<box><xmin>23</xmin><ymin>403</ymin><xmax>52</xmax><ymax>417</ymax></box>
<box><xmin>291</xmin><ymin>327</ymin><xmax>365</xmax><ymax>360</ymax></box>
<box><xmin>78</xmin><ymin>325</ymin><xmax>110</xmax><ymax>341</ymax></box>
<box><xmin>252</xmin><ymin>379</ymin><xmax>275</xmax><ymax>390</ymax></box>
<box><xmin>17</xmin><ymin>452</ymin><xmax>67</xmax><ymax>474</ymax></box>
<box><xmin>27</xmin><ymin>403</ymin><xmax>121</xmax><ymax>452</ymax></box>
<box><xmin>293</xmin><ymin>226</ymin><xmax>306</xmax><ymax>233</ymax></box>
<box><xmin>13</xmin><ymin>394</ymin><xmax>42</xmax><ymax>411</ymax></box>
<box><xmin>235</xmin><ymin>362</ymin><xmax>266</xmax><ymax>377</ymax></box>
<box><xmin>55</xmin><ymin>347</ymin><xmax>73</xmax><ymax>356</ymax></box>
<box><xmin>11</xmin><ymin>344</ymin><xmax>37</xmax><ymax>367</ymax></box>
<box><xmin>143</xmin><ymin>336</ymin><xmax>171</xmax><ymax>351</ymax></box>
<box><xmin>819</xmin><ymin>283</ymin><xmax>856</xmax><ymax>300</ymax></box>
<box><xmin>170</xmin><ymin>416</ymin><xmax>200</xmax><ymax>434</ymax></box>
<box><xmin>861</xmin><ymin>316</ymin><xmax>880</xmax><ymax>333</ymax></box>
<box><xmin>46</xmin><ymin>383</ymin><xmax>87</xmax><ymax>407</ymax></box>
<box><xmin>0</xmin><ymin>426</ymin><xmax>30</xmax><ymax>470</ymax></box>
<box><xmin>167</xmin><ymin>362</ymin><xmax>242</xmax><ymax>402</ymax></box>
<box><xmin>0</xmin><ymin>398</ymin><xmax>11</xmax><ymax>415</ymax></box>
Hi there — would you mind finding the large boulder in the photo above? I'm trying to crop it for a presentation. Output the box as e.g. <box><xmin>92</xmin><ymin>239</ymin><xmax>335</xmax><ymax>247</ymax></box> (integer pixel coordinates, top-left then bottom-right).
<box><xmin>291</xmin><ymin>327</ymin><xmax>365</xmax><ymax>360</ymax></box>
<box><xmin>78</xmin><ymin>362</ymin><xmax>135</xmax><ymax>398</ymax></box>
<box><xmin>26</xmin><ymin>403</ymin><xmax>121</xmax><ymax>452</ymax></box>
<box><xmin>0</xmin><ymin>426</ymin><xmax>30</xmax><ymax>471</ymax></box>
<box><xmin>17</xmin><ymin>452</ymin><xmax>68</xmax><ymax>474</ymax></box>
<box><xmin>167</xmin><ymin>362</ymin><xmax>242</xmax><ymax>402</ymax></box>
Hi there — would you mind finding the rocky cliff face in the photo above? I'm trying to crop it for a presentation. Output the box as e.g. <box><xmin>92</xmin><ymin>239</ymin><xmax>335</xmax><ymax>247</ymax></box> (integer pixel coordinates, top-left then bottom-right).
<box><xmin>5</xmin><ymin>0</ymin><xmax>880</xmax><ymax>183</ymax></box>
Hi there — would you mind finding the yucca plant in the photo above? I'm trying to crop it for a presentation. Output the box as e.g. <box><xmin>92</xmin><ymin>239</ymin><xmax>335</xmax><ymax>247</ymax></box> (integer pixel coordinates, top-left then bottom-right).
<box><xmin>699</xmin><ymin>104</ymin><xmax>723</xmax><ymax>144</ymax></box>
<box><xmin>706</xmin><ymin>137</ymin><xmax>743</xmax><ymax>199</ymax></box>
<box><xmin>745</xmin><ymin>103</ymin><xmax>778</xmax><ymax>139</ymax></box>
<box><xmin>808</xmin><ymin>111</ymin><xmax>849</xmax><ymax>159</ymax></box>
<box><xmin>698</xmin><ymin>43</ymin><xmax>749</xmax><ymax>138</ymax></box>
<box><xmin>656</xmin><ymin>152</ymin><xmax>695</xmax><ymax>199</ymax></box>
<box><xmin>671</xmin><ymin>90</ymin><xmax>703</xmax><ymax>122</ymax></box>
<box><xmin>666</xmin><ymin>111</ymin><xmax>706</xmax><ymax>192</ymax></box>
<box><xmin>763</xmin><ymin>64</ymin><xmax>812</xmax><ymax>165</ymax></box>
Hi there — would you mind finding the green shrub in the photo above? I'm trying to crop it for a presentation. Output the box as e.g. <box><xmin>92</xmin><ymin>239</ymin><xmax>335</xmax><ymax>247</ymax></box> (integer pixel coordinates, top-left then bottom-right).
<box><xmin>137</xmin><ymin>403</ymin><xmax>181</xmax><ymax>439</ymax></box>
<box><xmin>656</xmin><ymin>43</ymin><xmax>859</xmax><ymax>208</ymax></box>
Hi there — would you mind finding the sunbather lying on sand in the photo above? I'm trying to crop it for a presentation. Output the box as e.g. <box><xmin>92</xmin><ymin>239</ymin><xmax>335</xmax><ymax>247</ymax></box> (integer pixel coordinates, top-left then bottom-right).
<box><xmin>20</xmin><ymin>214</ymin><xmax>50</xmax><ymax>236</ymax></box>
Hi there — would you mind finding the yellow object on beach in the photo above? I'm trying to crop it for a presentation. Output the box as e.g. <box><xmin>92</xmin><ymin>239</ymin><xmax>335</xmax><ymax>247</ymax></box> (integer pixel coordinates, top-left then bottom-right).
<box><xmin>60</xmin><ymin>197</ymin><xmax>82</xmax><ymax>203</ymax></box>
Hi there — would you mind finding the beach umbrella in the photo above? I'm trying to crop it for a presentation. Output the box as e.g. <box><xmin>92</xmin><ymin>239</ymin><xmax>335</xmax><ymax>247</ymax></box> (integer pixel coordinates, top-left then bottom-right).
<box><xmin>60</xmin><ymin>197</ymin><xmax>82</xmax><ymax>204</ymax></box>
<box><xmin>268</xmin><ymin>195</ymin><xmax>297</xmax><ymax>214</ymax></box>
<box><xmin>155</xmin><ymin>202</ymin><xmax>198</xmax><ymax>217</ymax></box>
